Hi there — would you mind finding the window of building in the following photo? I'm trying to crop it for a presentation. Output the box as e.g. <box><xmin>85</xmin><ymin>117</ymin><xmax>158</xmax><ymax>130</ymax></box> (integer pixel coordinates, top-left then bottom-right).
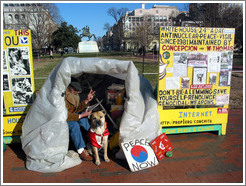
<box><xmin>160</xmin><ymin>16</ymin><xmax>163</xmax><ymax>21</ymax></box>
<box><xmin>21</xmin><ymin>14</ymin><xmax>25</xmax><ymax>19</ymax></box>
<box><xmin>15</xmin><ymin>14</ymin><xmax>19</xmax><ymax>19</ymax></box>
<box><xmin>8</xmin><ymin>14</ymin><xmax>13</xmax><ymax>23</ymax></box>
<box><xmin>163</xmin><ymin>16</ymin><xmax>167</xmax><ymax>21</ymax></box>
<box><xmin>155</xmin><ymin>16</ymin><xmax>159</xmax><ymax>21</ymax></box>
<box><xmin>156</xmin><ymin>10</ymin><xmax>158</xmax><ymax>14</ymax></box>
<box><xmin>140</xmin><ymin>10</ymin><xmax>142</xmax><ymax>14</ymax></box>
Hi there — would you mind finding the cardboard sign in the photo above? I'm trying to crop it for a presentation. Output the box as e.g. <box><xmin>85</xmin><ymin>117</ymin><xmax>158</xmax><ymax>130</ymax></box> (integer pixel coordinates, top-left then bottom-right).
<box><xmin>150</xmin><ymin>133</ymin><xmax>173</xmax><ymax>161</ymax></box>
<box><xmin>3</xmin><ymin>29</ymin><xmax>35</xmax><ymax>115</ymax></box>
<box><xmin>3</xmin><ymin>29</ymin><xmax>35</xmax><ymax>138</ymax></box>
<box><xmin>158</xmin><ymin>26</ymin><xmax>235</xmax><ymax>135</ymax></box>
<box><xmin>121</xmin><ymin>138</ymin><xmax>158</xmax><ymax>172</ymax></box>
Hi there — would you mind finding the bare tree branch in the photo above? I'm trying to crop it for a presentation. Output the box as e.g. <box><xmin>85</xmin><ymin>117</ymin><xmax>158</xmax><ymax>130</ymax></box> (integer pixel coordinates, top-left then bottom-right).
<box><xmin>17</xmin><ymin>4</ymin><xmax>58</xmax><ymax>49</ymax></box>
<box><xmin>103</xmin><ymin>23</ymin><xmax>111</xmax><ymax>31</ymax></box>
<box><xmin>42</xmin><ymin>3</ymin><xmax>63</xmax><ymax>25</ymax></box>
<box><xmin>130</xmin><ymin>15</ymin><xmax>157</xmax><ymax>50</ymax></box>
<box><xmin>117</xmin><ymin>8</ymin><xmax>129</xmax><ymax>18</ymax></box>
<box><xmin>107</xmin><ymin>7</ymin><xmax>118</xmax><ymax>22</ymax></box>
<box><xmin>189</xmin><ymin>3</ymin><xmax>243</xmax><ymax>50</ymax></box>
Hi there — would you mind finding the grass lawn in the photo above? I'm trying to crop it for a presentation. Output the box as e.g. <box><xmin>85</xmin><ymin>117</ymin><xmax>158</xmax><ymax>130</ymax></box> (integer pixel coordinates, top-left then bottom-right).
<box><xmin>33</xmin><ymin>53</ymin><xmax>243</xmax><ymax>90</ymax></box>
<box><xmin>33</xmin><ymin>54</ymin><xmax>160</xmax><ymax>91</ymax></box>
<box><xmin>33</xmin><ymin>53</ymin><xmax>243</xmax><ymax>110</ymax></box>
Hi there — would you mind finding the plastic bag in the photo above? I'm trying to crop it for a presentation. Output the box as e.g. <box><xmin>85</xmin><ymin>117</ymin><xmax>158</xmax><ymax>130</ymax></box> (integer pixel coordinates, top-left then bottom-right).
<box><xmin>21</xmin><ymin>57</ymin><xmax>161</xmax><ymax>172</ymax></box>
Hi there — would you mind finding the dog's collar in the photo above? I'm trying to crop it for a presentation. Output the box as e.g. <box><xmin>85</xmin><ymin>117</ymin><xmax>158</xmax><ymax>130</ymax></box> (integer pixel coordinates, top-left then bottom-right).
<box><xmin>89</xmin><ymin>122</ymin><xmax>109</xmax><ymax>136</ymax></box>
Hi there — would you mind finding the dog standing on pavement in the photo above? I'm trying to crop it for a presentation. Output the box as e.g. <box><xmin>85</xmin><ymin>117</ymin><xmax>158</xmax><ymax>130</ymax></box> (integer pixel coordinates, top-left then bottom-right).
<box><xmin>88</xmin><ymin>110</ymin><xmax>110</xmax><ymax>165</ymax></box>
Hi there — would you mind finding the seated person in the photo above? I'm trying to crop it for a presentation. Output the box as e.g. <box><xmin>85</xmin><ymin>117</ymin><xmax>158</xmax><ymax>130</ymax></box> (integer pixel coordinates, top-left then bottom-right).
<box><xmin>65</xmin><ymin>77</ymin><xmax>95</xmax><ymax>161</ymax></box>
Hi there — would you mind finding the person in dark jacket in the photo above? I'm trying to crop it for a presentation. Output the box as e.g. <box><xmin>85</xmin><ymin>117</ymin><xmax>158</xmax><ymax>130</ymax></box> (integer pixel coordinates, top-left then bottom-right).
<box><xmin>65</xmin><ymin>78</ymin><xmax>95</xmax><ymax>161</ymax></box>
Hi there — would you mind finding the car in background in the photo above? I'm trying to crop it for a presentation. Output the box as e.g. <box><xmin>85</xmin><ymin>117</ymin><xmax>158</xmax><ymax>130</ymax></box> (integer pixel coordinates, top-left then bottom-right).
<box><xmin>64</xmin><ymin>47</ymin><xmax>75</xmax><ymax>54</ymax></box>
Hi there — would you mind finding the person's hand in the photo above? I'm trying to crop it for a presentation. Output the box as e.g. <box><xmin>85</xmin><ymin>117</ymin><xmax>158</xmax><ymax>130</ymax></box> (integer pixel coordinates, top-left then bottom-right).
<box><xmin>79</xmin><ymin>110</ymin><xmax>92</xmax><ymax>118</ymax></box>
<box><xmin>84</xmin><ymin>89</ymin><xmax>95</xmax><ymax>104</ymax></box>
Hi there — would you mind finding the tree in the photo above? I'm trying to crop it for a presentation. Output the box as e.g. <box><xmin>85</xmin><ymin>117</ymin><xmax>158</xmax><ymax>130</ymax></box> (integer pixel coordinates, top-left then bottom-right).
<box><xmin>107</xmin><ymin>7</ymin><xmax>129</xmax><ymax>22</ymax></box>
<box><xmin>43</xmin><ymin>3</ymin><xmax>63</xmax><ymax>25</ymax></box>
<box><xmin>95</xmin><ymin>37</ymin><xmax>103</xmax><ymax>51</ymax></box>
<box><xmin>51</xmin><ymin>22</ymin><xmax>81</xmax><ymax>51</ymax></box>
<box><xmin>103</xmin><ymin>23</ymin><xmax>111</xmax><ymax>32</ymax></box>
<box><xmin>218</xmin><ymin>4</ymin><xmax>243</xmax><ymax>51</ymax></box>
<box><xmin>170</xmin><ymin>13</ymin><xmax>190</xmax><ymax>26</ymax></box>
<box><xmin>106</xmin><ymin>7</ymin><xmax>129</xmax><ymax>51</ymax></box>
<box><xmin>131</xmin><ymin>15</ymin><xmax>157</xmax><ymax>52</ymax></box>
<box><xmin>189</xmin><ymin>3</ymin><xmax>243</xmax><ymax>51</ymax></box>
<box><xmin>16</xmin><ymin>3</ymin><xmax>60</xmax><ymax>50</ymax></box>
<box><xmin>131</xmin><ymin>15</ymin><xmax>158</xmax><ymax>75</ymax></box>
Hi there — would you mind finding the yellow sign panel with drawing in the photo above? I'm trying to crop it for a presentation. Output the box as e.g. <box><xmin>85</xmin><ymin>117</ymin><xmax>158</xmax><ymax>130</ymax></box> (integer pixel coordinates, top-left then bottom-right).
<box><xmin>158</xmin><ymin>26</ymin><xmax>235</xmax><ymax>135</ymax></box>
<box><xmin>3</xmin><ymin>29</ymin><xmax>35</xmax><ymax>137</ymax></box>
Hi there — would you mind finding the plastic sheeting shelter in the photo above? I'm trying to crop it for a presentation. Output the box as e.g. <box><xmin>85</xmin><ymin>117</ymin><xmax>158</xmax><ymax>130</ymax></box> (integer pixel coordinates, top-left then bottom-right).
<box><xmin>21</xmin><ymin>57</ymin><xmax>161</xmax><ymax>173</ymax></box>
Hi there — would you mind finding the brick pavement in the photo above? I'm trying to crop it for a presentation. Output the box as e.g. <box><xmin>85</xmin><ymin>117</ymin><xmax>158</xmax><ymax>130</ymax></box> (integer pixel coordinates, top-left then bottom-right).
<box><xmin>3</xmin><ymin>109</ymin><xmax>244</xmax><ymax>183</ymax></box>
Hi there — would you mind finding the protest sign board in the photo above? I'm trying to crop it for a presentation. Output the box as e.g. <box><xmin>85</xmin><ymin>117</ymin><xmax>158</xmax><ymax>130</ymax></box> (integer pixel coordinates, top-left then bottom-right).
<box><xmin>3</xmin><ymin>29</ymin><xmax>35</xmax><ymax>138</ymax></box>
<box><xmin>121</xmin><ymin>138</ymin><xmax>158</xmax><ymax>172</ymax></box>
<box><xmin>158</xmin><ymin>26</ymin><xmax>235</xmax><ymax>135</ymax></box>
<box><xmin>150</xmin><ymin>133</ymin><xmax>173</xmax><ymax>161</ymax></box>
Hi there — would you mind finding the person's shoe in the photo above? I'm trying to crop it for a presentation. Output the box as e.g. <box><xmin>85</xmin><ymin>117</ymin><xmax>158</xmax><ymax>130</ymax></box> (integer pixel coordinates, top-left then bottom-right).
<box><xmin>79</xmin><ymin>150</ymin><xmax>93</xmax><ymax>161</ymax></box>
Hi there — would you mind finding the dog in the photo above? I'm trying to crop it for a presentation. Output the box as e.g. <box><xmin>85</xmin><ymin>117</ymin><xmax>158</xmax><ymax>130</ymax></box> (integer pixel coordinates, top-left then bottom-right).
<box><xmin>87</xmin><ymin>110</ymin><xmax>110</xmax><ymax>166</ymax></box>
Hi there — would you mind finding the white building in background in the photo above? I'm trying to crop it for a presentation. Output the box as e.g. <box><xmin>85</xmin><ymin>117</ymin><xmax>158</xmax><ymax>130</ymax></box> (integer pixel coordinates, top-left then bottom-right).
<box><xmin>3</xmin><ymin>3</ymin><xmax>58</xmax><ymax>50</ymax></box>
<box><xmin>123</xmin><ymin>4</ymin><xmax>182</xmax><ymax>33</ymax></box>
<box><xmin>3</xmin><ymin>3</ymin><xmax>42</xmax><ymax>30</ymax></box>
<box><xmin>103</xmin><ymin>3</ymin><xmax>187</xmax><ymax>51</ymax></box>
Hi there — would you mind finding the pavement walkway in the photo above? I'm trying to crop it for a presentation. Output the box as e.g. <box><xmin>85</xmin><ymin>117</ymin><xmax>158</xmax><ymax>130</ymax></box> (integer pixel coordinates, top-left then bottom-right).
<box><xmin>2</xmin><ymin>109</ymin><xmax>244</xmax><ymax>184</ymax></box>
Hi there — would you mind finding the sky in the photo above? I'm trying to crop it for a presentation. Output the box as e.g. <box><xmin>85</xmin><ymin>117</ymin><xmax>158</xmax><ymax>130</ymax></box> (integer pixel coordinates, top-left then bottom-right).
<box><xmin>55</xmin><ymin>2</ymin><xmax>188</xmax><ymax>40</ymax></box>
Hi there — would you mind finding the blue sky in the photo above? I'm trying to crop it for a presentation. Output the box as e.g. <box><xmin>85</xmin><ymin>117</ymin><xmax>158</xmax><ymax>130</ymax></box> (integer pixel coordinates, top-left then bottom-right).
<box><xmin>55</xmin><ymin>2</ymin><xmax>188</xmax><ymax>40</ymax></box>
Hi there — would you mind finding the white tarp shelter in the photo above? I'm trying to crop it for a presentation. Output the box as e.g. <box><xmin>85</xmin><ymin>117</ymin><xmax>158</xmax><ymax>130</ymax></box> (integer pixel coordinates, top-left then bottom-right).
<box><xmin>21</xmin><ymin>57</ymin><xmax>161</xmax><ymax>173</ymax></box>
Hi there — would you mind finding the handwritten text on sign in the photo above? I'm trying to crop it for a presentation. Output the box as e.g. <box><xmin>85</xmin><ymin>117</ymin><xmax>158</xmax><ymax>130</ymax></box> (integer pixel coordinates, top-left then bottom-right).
<box><xmin>158</xmin><ymin>88</ymin><xmax>228</xmax><ymax>106</ymax></box>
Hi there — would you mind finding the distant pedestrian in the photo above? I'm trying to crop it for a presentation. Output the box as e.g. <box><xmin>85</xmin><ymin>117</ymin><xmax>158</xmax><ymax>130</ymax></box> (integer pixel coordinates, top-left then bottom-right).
<box><xmin>61</xmin><ymin>50</ymin><xmax>64</xmax><ymax>58</ymax></box>
<box><xmin>50</xmin><ymin>50</ymin><xmax>53</xmax><ymax>59</ymax></box>
<box><xmin>138</xmin><ymin>48</ymin><xmax>142</xmax><ymax>56</ymax></box>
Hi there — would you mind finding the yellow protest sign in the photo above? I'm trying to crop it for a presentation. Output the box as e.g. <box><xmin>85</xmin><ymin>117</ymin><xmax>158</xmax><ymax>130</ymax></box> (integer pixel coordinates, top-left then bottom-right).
<box><xmin>158</xmin><ymin>26</ymin><xmax>235</xmax><ymax>135</ymax></box>
<box><xmin>3</xmin><ymin>115</ymin><xmax>25</xmax><ymax>137</ymax></box>
<box><xmin>3</xmin><ymin>29</ymin><xmax>35</xmax><ymax>137</ymax></box>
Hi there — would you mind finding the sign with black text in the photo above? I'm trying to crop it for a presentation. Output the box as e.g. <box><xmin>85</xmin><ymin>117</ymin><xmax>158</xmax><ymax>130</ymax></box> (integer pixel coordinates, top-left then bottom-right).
<box><xmin>121</xmin><ymin>138</ymin><xmax>158</xmax><ymax>172</ymax></box>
